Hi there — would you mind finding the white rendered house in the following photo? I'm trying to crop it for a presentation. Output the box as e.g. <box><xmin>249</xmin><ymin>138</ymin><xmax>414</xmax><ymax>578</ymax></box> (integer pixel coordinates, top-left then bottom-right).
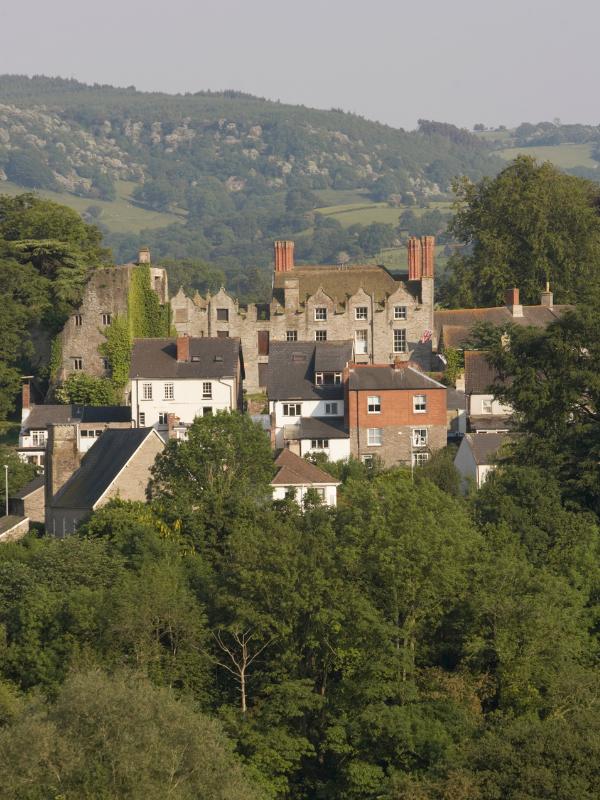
<box><xmin>271</xmin><ymin>448</ymin><xmax>340</xmax><ymax>507</ymax></box>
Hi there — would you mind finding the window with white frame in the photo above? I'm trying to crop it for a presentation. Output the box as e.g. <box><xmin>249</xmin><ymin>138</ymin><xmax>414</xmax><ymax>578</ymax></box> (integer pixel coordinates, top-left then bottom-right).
<box><xmin>394</xmin><ymin>305</ymin><xmax>407</xmax><ymax>320</ymax></box>
<box><xmin>158</xmin><ymin>412</ymin><xmax>168</xmax><ymax>425</ymax></box>
<box><xmin>315</xmin><ymin>330</ymin><xmax>327</xmax><ymax>342</ymax></box>
<box><xmin>355</xmin><ymin>329</ymin><xmax>368</xmax><ymax>354</ymax></box>
<box><xmin>164</xmin><ymin>383</ymin><xmax>174</xmax><ymax>400</ymax></box>
<box><xmin>202</xmin><ymin>381</ymin><xmax>212</xmax><ymax>399</ymax></box>
<box><xmin>482</xmin><ymin>398</ymin><xmax>493</xmax><ymax>414</ymax></box>
<box><xmin>73</xmin><ymin>357</ymin><xmax>83</xmax><ymax>371</ymax></box>
<box><xmin>355</xmin><ymin>306</ymin><xmax>368</xmax><ymax>320</ymax></box>
<box><xmin>311</xmin><ymin>439</ymin><xmax>329</xmax><ymax>450</ymax></box>
<box><xmin>142</xmin><ymin>383</ymin><xmax>153</xmax><ymax>400</ymax></box>
<box><xmin>286</xmin><ymin>330</ymin><xmax>298</xmax><ymax>342</ymax></box>
<box><xmin>367</xmin><ymin>395</ymin><xmax>381</xmax><ymax>413</ymax></box>
<box><xmin>74</xmin><ymin>314</ymin><xmax>82</xmax><ymax>326</ymax></box>
<box><xmin>361</xmin><ymin>453</ymin><xmax>373</xmax><ymax>464</ymax></box>
<box><xmin>314</xmin><ymin>307</ymin><xmax>327</xmax><ymax>321</ymax></box>
<box><xmin>393</xmin><ymin>329</ymin><xmax>407</xmax><ymax>353</ymax></box>
<box><xmin>283</xmin><ymin>403</ymin><xmax>302</xmax><ymax>416</ymax></box>
<box><xmin>325</xmin><ymin>402</ymin><xmax>338</xmax><ymax>415</ymax></box>
<box><xmin>101</xmin><ymin>313</ymin><xmax>112</xmax><ymax>326</ymax></box>
<box><xmin>412</xmin><ymin>428</ymin><xmax>428</xmax><ymax>447</ymax></box>
<box><xmin>138</xmin><ymin>412</ymin><xmax>146</xmax><ymax>426</ymax></box>
<box><xmin>413</xmin><ymin>452</ymin><xmax>430</xmax><ymax>467</ymax></box>
<box><xmin>315</xmin><ymin>372</ymin><xmax>341</xmax><ymax>385</ymax></box>
<box><xmin>31</xmin><ymin>430</ymin><xmax>46</xmax><ymax>447</ymax></box>
<box><xmin>367</xmin><ymin>427</ymin><xmax>383</xmax><ymax>446</ymax></box>
<box><xmin>413</xmin><ymin>394</ymin><xmax>427</xmax><ymax>413</ymax></box>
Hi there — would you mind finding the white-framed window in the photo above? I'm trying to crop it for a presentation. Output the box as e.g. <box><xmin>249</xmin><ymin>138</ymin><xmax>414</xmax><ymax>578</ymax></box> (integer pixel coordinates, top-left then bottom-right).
<box><xmin>394</xmin><ymin>306</ymin><xmax>407</xmax><ymax>320</ymax></box>
<box><xmin>361</xmin><ymin>453</ymin><xmax>373</xmax><ymax>464</ymax></box>
<box><xmin>413</xmin><ymin>452</ymin><xmax>430</xmax><ymax>467</ymax></box>
<box><xmin>367</xmin><ymin>395</ymin><xmax>381</xmax><ymax>414</ymax></box>
<box><xmin>311</xmin><ymin>438</ymin><xmax>329</xmax><ymax>450</ymax></box>
<box><xmin>101</xmin><ymin>313</ymin><xmax>112</xmax><ymax>326</ymax></box>
<box><xmin>164</xmin><ymin>383</ymin><xmax>174</xmax><ymax>400</ymax></box>
<box><xmin>355</xmin><ymin>329</ymin><xmax>368</xmax><ymax>354</ymax></box>
<box><xmin>314</xmin><ymin>307</ymin><xmax>327</xmax><ymax>321</ymax></box>
<box><xmin>325</xmin><ymin>402</ymin><xmax>338</xmax><ymax>415</ymax></box>
<box><xmin>80</xmin><ymin>430</ymin><xmax>89</xmax><ymax>438</ymax></box>
<box><xmin>73</xmin><ymin>357</ymin><xmax>83</xmax><ymax>371</ymax></box>
<box><xmin>315</xmin><ymin>372</ymin><xmax>341</xmax><ymax>385</ymax></box>
<box><xmin>202</xmin><ymin>381</ymin><xmax>212</xmax><ymax>399</ymax></box>
<box><xmin>31</xmin><ymin>430</ymin><xmax>46</xmax><ymax>447</ymax></box>
<box><xmin>412</xmin><ymin>428</ymin><xmax>428</xmax><ymax>447</ymax></box>
<box><xmin>413</xmin><ymin>394</ymin><xmax>427</xmax><ymax>413</ymax></box>
<box><xmin>393</xmin><ymin>329</ymin><xmax>407</xmax><ymax>353</ymax></box>
<box><xmin>355</xmin><ymin>306</ymin><xmax>368</xmax><ymax>320</ymax></box>
<box><xmin>138</xmin><ymin>412</ymin><xmax>146</xmax><ymax>427</ymax></box>
<box><xmin>315</xmin><ymin>330</ymin><xmax>327</xmax><ymax>342</ymax></box>
<box><xmin>74</xmin><ymin>314</ymin><xmax>82</xmax><ymax>326</ymax></box>
<box><xmin>286</xmin><ymin>330</ymin><xmax>298</xmax><ymax>342</ymax></box>
<box><xmin>367</xmin><ymin>428</ymin><xmax>383</xmax><ymax>446</ymax></box>
<box><xmin>482</xmin><ymin>398</ymin><xmax>493</xmax><ymax>414</ymax></box>
<box><xmin>142</xmin><ymin>383</ymin><xmax>153</xmax><ymax>400</ymax></box>
<box><xmin>283</xmin><ymin>403</ymin><xmax>302</xmax><ymax>416</ymax></box>
<box><xmin>158</xmin><ymin>412</ymin><xmax>168</xmax><ymax>425</ymax></box>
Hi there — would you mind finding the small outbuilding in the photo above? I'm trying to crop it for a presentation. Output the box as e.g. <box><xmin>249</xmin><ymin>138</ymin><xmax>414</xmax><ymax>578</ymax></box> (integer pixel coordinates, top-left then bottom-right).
<box><xmin>271</xmin><ymin>449</ymin><xmax>341</xmax><ymax>507</ymax></box>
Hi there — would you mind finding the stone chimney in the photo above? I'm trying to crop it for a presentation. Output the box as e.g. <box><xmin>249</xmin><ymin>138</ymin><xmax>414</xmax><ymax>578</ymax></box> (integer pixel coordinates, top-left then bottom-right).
<box><xmin>284</xmin><ymin>278</ymin><xmax>299</xmax><ymax>311</ymax></box>
<box><xmin>274</xmin><ymin>240</ymin><xmax>295</xmax><ymax>273</ymax></box>
<box><xmin>505</xmin><ymin>287</ymin><xmax>523</xmax><ymax>317</ymax></box>
<box><xmin>21</xmin><ymin>378</ymin><xmax>32</xmax><ymax>423</ymax></box>
<box><xmin>167</xmin><ymin>413</ymin><xmax>180</xmax><ymax>440</ymax></box>
<box><xmin>407</xmin><ymin>237</ymin><xmax>422</xmax><ymax>280</ymax></box>
<box><xmin>45</xmin><ymin>424</ymin><xmax>81</xmax><ymax>505</ymax></box>
<box><xmin>421</xmin><ymin>236</ymin><xmax>435</xmax><ymax>278</ymax></box>
<box><xmin>138</xmin><ymin>247</ymin><xmax>151</xmax><ymax>264</ymax></box>
<box><xmin>540</xmin><ymin>282</ymin><xmax>553</xmax><ymax>308</ymax></box>
<box><xmin>176</xmin><ymin>334</ymin><xmax>190</xmax><ymax>362</ymax></box>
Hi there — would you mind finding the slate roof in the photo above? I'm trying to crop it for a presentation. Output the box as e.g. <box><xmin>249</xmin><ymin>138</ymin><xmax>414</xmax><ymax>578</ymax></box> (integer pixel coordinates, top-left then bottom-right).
<box><xmin>469</xmin><ymin>416</ymin><xmax>512</xmax><ymax>432</ymax></box>
<box><xmin>283</xmin><ymin>417</ymin><xmax>349</xmax><ymax>441</ymax></box>
<box><xmin>267</xmin><ymin>341</ymin><xmax>353</xmax><ymax>401</ymax></box>
<box><xmin>50</xmin><ymin>428</ymin><xmax>161</xmax><ymax>510</ymax></box>
<box><xmin>272</xmin><ymin>264</ymin><xmax>418</xmax><ymax>307</ymax></box>
<box><xmin>271</xmin><ymin>448</ymin><xmax>340</xmax><ymax>487</ymax></box>
<box><xmin>348</xmin><ymin>364</ymin><xmax>446</xmax><ymax>392</ymax></box>
<box><xmin>446</xmin><ymin>388</ymin><xmax>466</xmax><ymax>410</ymax></box>
<box><xmin>130</xmin><ymin>337</ymin><xmax>242</xmax><ymax>379</ymax></box>
<box><xmin>435</xmin><ymin>303</ymin><xmax>572</xmax><ymax>350</ymax></box>
<box><xmin>22</xmin><ymin>405</ymin><xmax>130</xmax><ymax>432</ymax></box>
<box><xmin>464</xmin><ymin>432</ymin><xmax>510</xmax><ymax>465</ymax></box>
<box><xmin>464</xmin><ymin>351</ymin><xmax>500</xmax><ymax>395</ymax></box>
<box><xmin>11</xmin><ymin>475</ymin><xmax>44</xmax><ymax>499</ymax></box>
<box><xmin>0</xmin><ymin>515</ymin><xmax>27</xmax><ymax>535</ymax></box>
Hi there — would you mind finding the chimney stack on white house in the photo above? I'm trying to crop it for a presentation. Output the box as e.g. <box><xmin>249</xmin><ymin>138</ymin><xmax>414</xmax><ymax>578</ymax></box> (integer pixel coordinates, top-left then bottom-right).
<box><xmin>176</xmin><ymin>334</ymin><xmax>190</xmax><ymax>362</ymax></box>
<box><xmin>21</xmin><ymin>377</ymin><xmax>33</xmax><ymax>423</ymax></box>
<box><xmin>505</xmin><ymin>287</ymin><xmax>523</xmax><ymax>317</ymax></box>
<box><xmin>540</xmin><ymin>282</ymin><xmax>554</xmax><ymax>308</ymax></box>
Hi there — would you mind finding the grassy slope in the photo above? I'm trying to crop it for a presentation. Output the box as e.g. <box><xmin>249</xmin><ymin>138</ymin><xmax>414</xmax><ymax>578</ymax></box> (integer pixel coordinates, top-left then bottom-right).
<box><xmin>0</xmin><ymin>180</ymin><xmax>184</xmax><ymax>234</ymax></box>
<box><xmin>315</xmin><ymin>190</ymin><xmax>452</xmax><ymax>227</ymax></box>
<box><xmin>497</xmin><ymin>143</ymin><xmax>598</xmax><ymax>170</ymax></box>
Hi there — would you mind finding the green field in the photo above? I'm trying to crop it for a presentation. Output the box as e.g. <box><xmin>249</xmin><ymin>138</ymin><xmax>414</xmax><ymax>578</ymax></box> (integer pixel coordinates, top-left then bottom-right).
<box><xmin>0</xmin><ymin>180</ymin><xmax>185</xmax><ymax>234</ymax></box>
<box><xmin>497</xmin><ymin>143</ymin><xmax>598</xmax><ymax>170</ymax></box>
<box><xmin>315</xmin><ymin>192</ymin><xmax>452</xmax><ymax>228</ymax></box>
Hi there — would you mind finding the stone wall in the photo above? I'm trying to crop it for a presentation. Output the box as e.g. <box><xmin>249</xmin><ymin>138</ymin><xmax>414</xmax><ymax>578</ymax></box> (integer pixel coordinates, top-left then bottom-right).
<box><xmin>10</xmin><ymin>485</ymin><xmax>45</xmax><ymax>523</ymax></box>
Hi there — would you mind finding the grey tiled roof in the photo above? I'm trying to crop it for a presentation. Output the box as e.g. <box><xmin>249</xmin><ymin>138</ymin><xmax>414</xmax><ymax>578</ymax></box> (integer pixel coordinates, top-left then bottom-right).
<box><xmin>22</xmin><ymin>405</ymin><xmax>130</xmax><ymax>432</ymax></box>
<box><xmin>464</xmin><ymin>432</ymin><xmax>510</xmax><ymax>465</ymax></box>
<box><xmin>464</xmin><ymin>351</ymin><xmax>500</xmax><ymax>395</ymax></box>
<box><xmin>130</xmin><ymin>337</ymin><xmax>241</xmax><ymax>379</ymax></box>
<box><xmin>267</xmin><ymin>341</ymin><xmax>353</xmax><ymax>401</ymax></box>
<box><xmin>51</xmin><ymin>428</ymin><xmax>161</xmax><ymax>510</ymax></box>
<box><xmin>0</xmin><ymin>515</ymin><xmax>27</xmax><ymax>535</ymax></box>
<box><xmin>446</xmin><ymin>388</ymin><xmax>466</xmax><ymax>410</ymax></box>
<box><xmin>11</xmin><ymin>475</ymin><xmax>44</xmax><ymax>499</ymax></box>
<box><xmin>348</xmin><ymin>365</ymin><xmax>446</xmax><ymax>391</ymax></box>
<box><xmin>284</xmin><ymin>417</ymin><xmax>349</xmax><ymax>441</ymax></box>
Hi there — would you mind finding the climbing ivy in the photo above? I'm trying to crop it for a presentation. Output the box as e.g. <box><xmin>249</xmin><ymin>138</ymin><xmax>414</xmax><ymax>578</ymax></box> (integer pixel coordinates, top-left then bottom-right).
<box><xmin>49</xmin><ymin>336</ymin><xmax>62</xmax><ymax>381</ymax></box>
<box><xmin>442</xmin><ymin>347</ymin><xmax>464</xmax><ymax>386</ymax></box>
<box><xmin>100</xmin><ymin>315</ymin><xmax>131</xmax><ymax>393</ymax></box>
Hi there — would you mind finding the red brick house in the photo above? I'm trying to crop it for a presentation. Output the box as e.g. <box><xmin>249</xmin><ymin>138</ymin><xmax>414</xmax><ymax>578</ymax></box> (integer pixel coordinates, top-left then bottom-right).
<box><xmin>345</xmin><ymin>361</ymin><xmax>447</xmax><ymax>467</ymax></box>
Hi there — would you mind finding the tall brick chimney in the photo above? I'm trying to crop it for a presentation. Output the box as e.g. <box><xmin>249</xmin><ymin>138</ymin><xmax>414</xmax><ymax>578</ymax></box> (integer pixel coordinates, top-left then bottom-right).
<box><xmin>176</xmin><ymin>334</ymin><xmax>190</xmax><ymax>362</ymax></box>
<box><xmin>274</xmin><ymin>240</ymin><xmax>295</xmax><ymax>273</ymax></box>
<box><xmin>505</xmin><ymin>287</ymin><xmax>523</xmax><ymax>317</ymax></box>
<box><xmin>421</xmin><ymin>236</ymin><xmax>435</xmax><ymax>278</ymax></box>
<box><xmin>138</xmin><ymin>247</ymin><xmax>151</xmax><ymax>264</ymax></box>
<box><xmin>407</xmin><ymin>237</ymin><xmax>422</xmax><ymax>280</ymax></box>
<box><xmin>45</xmin><ymin>424</ymin><xmax>81</xmax><ymax>505</ymax></box>
<box><xmin>21</xmin><ymin>378</ymin><xmax>32</xmax><ymax>423</ymax></box>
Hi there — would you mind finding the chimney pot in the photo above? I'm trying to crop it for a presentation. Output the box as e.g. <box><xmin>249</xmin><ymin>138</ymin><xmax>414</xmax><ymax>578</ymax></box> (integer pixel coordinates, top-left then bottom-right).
<box><xmin>176</xmin><ymin>334</ymin><xmax>190</xmax><ymax>362</ymax></box>
<box><xmin>420</xmin><ymin>235</ymin><xmax>435</xmax><ymax>278</ymax></box>
<box><xmin>274</xmin><ymin>240</ymin><xmax>295</xmax><ymax>273</ymax></box>
<box><xmin>407</xmin><ymin>236</ymin><xmax>422</xmax><ymax>280</ymax></box>
<box><xmin>505</xmin><ymin>287</ymin><xmax>523</xmax><ymax>317</ymax></box>
<box><xmin>540</xmin><ymin>283</ymin><xmax>553</xmax><ymax>308</ymax></box>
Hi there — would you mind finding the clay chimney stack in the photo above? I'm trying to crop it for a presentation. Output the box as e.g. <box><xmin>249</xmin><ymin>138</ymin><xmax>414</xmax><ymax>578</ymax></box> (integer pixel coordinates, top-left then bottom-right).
<box><xmin>21</xmin><ymin>377</ymin><xmax>32</xmax><ymax>423</ymax></box>
<box><xmin>138</xmin><ymin>247</ymin><xmax>151</xmax><ymax>264</ymax></box>
<box><xmin>274</xmin><ymin>240</ymin><xmax>295</xmax><ymax>273</ymax></box>
<box><xmin>420</xmin><ymin>236</ymin><xmax>435</xmax><ymax>278</ymax></box>
<box><xmin>176</xmin><ymin>334</ymin><xmax>190</xmax><ymax>362</ymax></box>
<box><xmin>505</xmin><ymin>287</ymin><xmax>523</xmax><ymax>317</ymax></box>
<box><xmin>540</xmin><ymin>282</ymin><xmax>553</xmax><ymax>308</ymax></box>
<box><xmin>407</xmin><ymin>237</ymin><xmax>422</xmax><ymax>280</ymax></box>
<box><xmin>167</xmin><ymin>413</ymin><xmax>180</xmax><ymax>440</ymax></box>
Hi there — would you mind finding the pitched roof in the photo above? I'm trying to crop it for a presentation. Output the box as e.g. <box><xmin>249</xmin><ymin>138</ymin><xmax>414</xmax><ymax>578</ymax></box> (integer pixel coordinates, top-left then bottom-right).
<box><xmin>347</xmin><ymin>364</ymin><xmax>446</xmax><ymax>391</ymax></box>
<box><xmin>464</xmin><ymin>432</ymin><xmax>510</xmax><ymax>465</ymax></box>
<box><xmin>130</xmin><ymin>337</ymin><xmax>241</xmax><ymax>379</ymax></box>
<box><xmin>446</xmin><ymin>388</ymin><xmax>466</xmax><ymax>410</ymax></box>
<box><xmin>469</xmin><ymin>416</ymin><xmax>512</xmax><ymax>432</ymax></box>
<box><xmin>22</xmin><ymin>405</ymin><xmax>130</xmax><ymax>432</ymax></box>
<box><xmin>464</xmin><ymin>351</ymin><xmax>500</xmax><ymax>395</ymax></box>
<box><xmin>267</xmin><ymin>341</ymin><xmax>353</xmax><ymax>401</ymax></box>
<box><xmin>435</xmin><ymin>303</ymin><xmax>572</xmax><ymax>349</ymax></box>
<box><xmin>0</xmin><ymin>515</ymin><xmax>27</xmax><ymax>535</ymax></box>
<box><xmin>271</xmin><ymin>448</ymin><xmax>340</xmax><ymax>487</ymax></box>
<box><xmin>283</xmin><ymin>417</ymin><xmax>349</xmax><ymax>441</ymax></box>
<box><xmin>272</xmin><ymin>264</ymin><xmax>418</xmax><ymax>306</ymax></box>
<box><xmin>11</xmin><ymin>475</ymin><xmax>44</xmax><ymax>499</ymax></box>
<box><xmin>51</xmin><ymin>428</ymin><xmax>163</xmax><ymax>510</ymax></box>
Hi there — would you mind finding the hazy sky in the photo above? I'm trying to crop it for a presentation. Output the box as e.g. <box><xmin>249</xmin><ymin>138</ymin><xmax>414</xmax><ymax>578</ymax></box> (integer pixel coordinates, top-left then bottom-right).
<box><xmin>1</xmin><ymin>0</ymin><xmax>599</xmax><ymax>130</ymax></box>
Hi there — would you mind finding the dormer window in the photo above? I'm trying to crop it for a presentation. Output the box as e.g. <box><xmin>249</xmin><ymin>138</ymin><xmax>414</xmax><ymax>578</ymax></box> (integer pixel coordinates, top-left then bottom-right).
<box><xmin>355</xmin><ymin>306</ymin><xmax>368</xmax><ymax>320</ymax></box>
<box><xmin>217</xmin><ymin>308</ymin><xmax>229</xmax><ymax>322</ymax></box>
<box><xmin>314</xmin><ymin>307</ymin><xmax>327</xmax><ymax>321</ymax></box>
<box><xmin>394</xmin><ymin>306</ymin><xmax>407</xmax><ymax>320</ymax></box>
<box><xmin>315</xmin><ymin>372</ymin><xmax>342</xmax><ymax>385</ymax></box>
